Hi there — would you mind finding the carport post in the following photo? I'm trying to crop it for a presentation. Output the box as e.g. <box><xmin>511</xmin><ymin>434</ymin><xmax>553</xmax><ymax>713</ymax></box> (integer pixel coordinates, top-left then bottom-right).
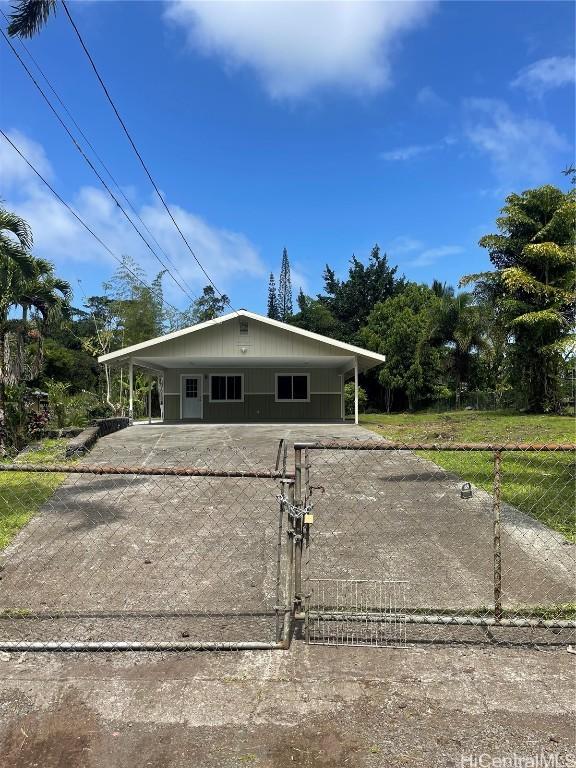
<box><xmin>128</xmin><ymin>359</ymin><xmax>134</xmax><ymax>424</ymax></box>
<box><xmin>354</xmin><ymin>356</ymin><xmax>359</xmax><ymax>425</ymax></box>
<box><xmin>148</xmin><ymin>374</ymin><xmax>152</xmax><ymax>424</ymax></box>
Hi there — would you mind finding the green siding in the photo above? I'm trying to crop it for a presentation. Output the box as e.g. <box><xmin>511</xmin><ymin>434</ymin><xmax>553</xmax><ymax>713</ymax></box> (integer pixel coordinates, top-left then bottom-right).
<box><xmin>162</xmin><ymin>367</ymin><xmax>343</xmax><ymax>422</ymax></box>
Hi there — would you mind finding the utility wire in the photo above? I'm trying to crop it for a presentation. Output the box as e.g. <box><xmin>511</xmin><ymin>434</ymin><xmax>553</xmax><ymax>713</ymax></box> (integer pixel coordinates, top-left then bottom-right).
<box><xmin>0</xmin><ymin>8</ymin><xmax>198</xmax><ymax>305</ymax></box>
<box><xmin>0</xmin><ymin>128</ymin><xmax>184</xmax><ymax>317</ymax></box>
<box><xmin>61</xmin><ymin>0</ymin><xmax>237</xmax><ymax>314</ymax></box>
<box><xmin>1</xmin><ymin>26</ymin><xmax>197</xmax><ymax>305</ymax></box>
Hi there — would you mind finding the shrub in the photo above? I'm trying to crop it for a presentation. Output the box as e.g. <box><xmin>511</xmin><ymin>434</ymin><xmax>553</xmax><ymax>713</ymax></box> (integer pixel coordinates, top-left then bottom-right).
<box><xmin>344</xmin><ymin>382</ymin><xmax>368</xmax><ymax>416</ymax></box>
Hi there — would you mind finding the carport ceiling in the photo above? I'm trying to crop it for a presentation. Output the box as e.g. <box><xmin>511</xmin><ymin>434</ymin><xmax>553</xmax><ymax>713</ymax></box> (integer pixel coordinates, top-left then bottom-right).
<box><xmin>132</xmin><ymin>355</ymin><xmax>355</xmax><ymax>370</ymax></box>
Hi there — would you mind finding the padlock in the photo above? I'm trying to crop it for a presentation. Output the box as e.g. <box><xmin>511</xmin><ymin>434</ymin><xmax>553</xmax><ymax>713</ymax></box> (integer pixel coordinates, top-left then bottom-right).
<box><xmin>304</xmin><ymin>513</ymin><xmax>314</xmax><ymax>525</ymax></box>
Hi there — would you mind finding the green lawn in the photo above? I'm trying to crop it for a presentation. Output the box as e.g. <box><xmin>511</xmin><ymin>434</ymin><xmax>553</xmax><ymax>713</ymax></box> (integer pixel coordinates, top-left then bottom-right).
<box><xmin>0</xmin><ymin>440</ymin><xmax>67</xmax><ymax>550</ymax></box>
<box><xmin>360</xmin><ymin>411</ymin><xmax>575</xmax><ymax>541</ymax></box>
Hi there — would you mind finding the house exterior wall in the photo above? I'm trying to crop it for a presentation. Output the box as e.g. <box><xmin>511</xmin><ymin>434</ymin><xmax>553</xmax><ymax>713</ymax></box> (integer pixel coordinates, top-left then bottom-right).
<box><xmin>136</xmin><ymin>316</ymin><xmax>351</xmax><ymax>360</ymax></box>
<box><xmin>163</xmin><ymin>367</ymin><xmax>344</xmax><ymax>422</ymax></box>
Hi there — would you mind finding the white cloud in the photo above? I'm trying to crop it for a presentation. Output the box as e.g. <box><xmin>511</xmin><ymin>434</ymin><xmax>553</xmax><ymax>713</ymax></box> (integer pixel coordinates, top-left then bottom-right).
<box><xmin>511</xmin><ymin>56</ymin><xmax>576</xmax><ymax>96</ymax></box>
<box><xmin>463</xmin><ymin>99</ymin><xmax>569</xmax><ymax>188</ymax></box>
<box><xmin>407</xmin><ymin>245</ymin><xmax>463</xmax><ymax>268</ymax></box>
<box><xmin>164</xmin><ymin>0</ymin><xmax>435</xmax><ymax>99</ymax></box>
<box><xmin>0</xmin><ymin>131</ymin><xmax>265</xmax><ymax>303</ymax></box>
<box><xmin>415</xmin><ymin>85</ymin><xmax>446</xmax><ymax>108</ymax></box>
<box><xmin>381</xmin><ymin>135</ymin><xmax>455</xmax><ymax>161</ymax></box>
<box><xmin>0</xmin><ymin>129</ymin><xmax>52</xmax><ymax>186</ymax></box>
<box><xmin>386</xmin><ymin>236</ymin><xmax>463</xmax><ymax>268</ymax></box>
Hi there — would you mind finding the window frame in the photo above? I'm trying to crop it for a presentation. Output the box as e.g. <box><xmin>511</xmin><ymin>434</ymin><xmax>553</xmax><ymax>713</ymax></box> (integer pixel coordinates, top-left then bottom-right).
<box><xmin>274</xmin><ymin>373</ymin><xmax>311</xmax><ymax>403</ymax></box>
<box><xmin>208</xmin><ymin>373</ymin><xmax>245</xmax><ymax>403</ymax></box>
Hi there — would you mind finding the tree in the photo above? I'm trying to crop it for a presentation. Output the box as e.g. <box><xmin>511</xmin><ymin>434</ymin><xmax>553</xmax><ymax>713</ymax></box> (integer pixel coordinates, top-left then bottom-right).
<box><xmin>321</xmin><ymin>245</ymin><xmax>403</xmax><ymax>342</ymax></box>
<box><xmin>462</xmin><ymin>185</ymin><xmax>575</xmax><ymax>412</ymax></box>
<box><xmin>277</xmin><ymin>248</ymin><xmax>293</xmax><ymax>321</ymax></box>
<box><xmin>190</xmin><ymin>285</ymin><xmax>230</xmax><ymax>324</ymax></box>
<box><xmin>7</xmin><ymin>0</ymin><xmax>57</xmax><ymax>38</ymax></box>
<box><xmin>0</xmin><ymin>206</ymin><xmax>37</xmax><ymax>448</ymax></box>
<box><xmin>290</xmin><ymin>290</ymin><xmax>339</xmax><ymax>337</ymax></box>
<box><xmin>428</xmin><ymin>291</ymin><xmax>486</xmax><ymax>408</ymax></box>
<box><xmin>267</xmin><ymin>273</ymin><xmax>279</xmax><ymax>320</ymax></box>
<box><xmin>360</xmin><ymin>283</ymin><xmax>442</xmax><ymax>411</ymax></box>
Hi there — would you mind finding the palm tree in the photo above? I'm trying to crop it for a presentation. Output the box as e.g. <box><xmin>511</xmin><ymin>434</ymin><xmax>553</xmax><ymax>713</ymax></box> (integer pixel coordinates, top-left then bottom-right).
<box><xmin>0</xmin><ymin>206</ymin><xmax>71</xmax><ymax>449</ymax></box>
<box><xmin>7</xmin><ymin>0</ymin><xmax>57</xmax><ymax>38</ymax></box>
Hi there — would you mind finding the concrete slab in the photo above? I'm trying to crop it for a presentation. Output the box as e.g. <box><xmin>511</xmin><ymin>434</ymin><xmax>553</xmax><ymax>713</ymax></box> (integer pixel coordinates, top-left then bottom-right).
<box><xmin>0</xmin><ymin>645</ymin><xmax>574</xmax><ymax>768</ymax></box>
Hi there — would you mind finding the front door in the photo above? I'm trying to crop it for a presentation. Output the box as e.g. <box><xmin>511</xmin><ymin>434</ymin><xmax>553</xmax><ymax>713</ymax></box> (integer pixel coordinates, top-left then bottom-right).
<box><xmin>182</xmin><ymin>375</ymin><xmax>202</xmax><ymax>419</ymax></box>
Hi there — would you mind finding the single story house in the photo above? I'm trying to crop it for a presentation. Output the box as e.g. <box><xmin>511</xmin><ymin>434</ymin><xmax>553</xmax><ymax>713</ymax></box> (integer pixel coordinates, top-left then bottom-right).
<box><xmin>98</xmin><ymin>310</ymin><xmax>386</xmax><ymax>424</ymax></box>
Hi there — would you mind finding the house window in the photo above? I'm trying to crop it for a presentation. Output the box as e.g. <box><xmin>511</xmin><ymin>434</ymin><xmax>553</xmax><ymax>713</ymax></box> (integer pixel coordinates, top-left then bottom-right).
<box><xmin>210</xmin><ymin>374</ymin><xmax>243</xmax><ymax>402</ymax></box>
<box><xmin>185</xmin><ymin>378</ymin><xmax>198</xmax><ymax>398</ymax></box>
<box><xmin>275</xmin><ymin>374</ymin><xmax>309</xmax><ymax>402</ymax></box>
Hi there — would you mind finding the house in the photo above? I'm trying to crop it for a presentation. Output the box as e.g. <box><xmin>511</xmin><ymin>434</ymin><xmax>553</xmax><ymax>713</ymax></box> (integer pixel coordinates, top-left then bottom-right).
<box><xmin>98</xmin><ymin>310</ymin><xmax>386</xmax><ymax>424</ymax></box>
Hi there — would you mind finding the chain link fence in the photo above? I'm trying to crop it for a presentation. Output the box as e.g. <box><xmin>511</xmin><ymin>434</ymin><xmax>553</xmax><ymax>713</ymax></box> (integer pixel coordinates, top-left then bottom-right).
<box><xmin>295</xmin><ymin>440</ymin><xmax>575</xmax><ymax>645</ymax></box>
<box><xmin>0</xmin><ymin>435</ymin><xmax>574</xmax><ymax>650</ymax></box>
<box><xmin>0</xmin><ymin>441</ymin><xmax>292</xmax><ymax>650</ymax></box>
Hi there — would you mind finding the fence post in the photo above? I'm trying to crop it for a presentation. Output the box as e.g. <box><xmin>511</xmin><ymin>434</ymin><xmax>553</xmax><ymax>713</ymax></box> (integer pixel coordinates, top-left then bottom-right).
<box><xmin>493</xmin><ymin>449</ymin><xmax>503</xmax><ymax>623</ymax></box>
<box><xmin>293</xmin><ymin>445</ymin><xmax>303</xmax><ymax>609</ymax></box>
<box><xmin>281</xmin><ymin>480</ymin><xmax>295</xmax><ymax>647</ymax></box>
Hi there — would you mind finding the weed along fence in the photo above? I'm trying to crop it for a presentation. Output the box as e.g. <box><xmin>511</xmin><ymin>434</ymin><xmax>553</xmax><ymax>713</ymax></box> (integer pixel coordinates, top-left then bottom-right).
<box><xmin>0</xmin><ymin>439</ymin><xmax>574</xmax><ymax>651</ymax></box>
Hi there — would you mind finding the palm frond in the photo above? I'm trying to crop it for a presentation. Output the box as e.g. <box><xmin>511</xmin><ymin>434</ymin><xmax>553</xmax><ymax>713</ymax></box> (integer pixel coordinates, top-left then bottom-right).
<box><xmin>7</xmin><ymin>0</ymin><xmax>57</xmax><ymax>38</ymax></box>
<box><xmin>0</xmin><ymin>207</ymin><xmax>33</xmax><ymax>250</ymax></box>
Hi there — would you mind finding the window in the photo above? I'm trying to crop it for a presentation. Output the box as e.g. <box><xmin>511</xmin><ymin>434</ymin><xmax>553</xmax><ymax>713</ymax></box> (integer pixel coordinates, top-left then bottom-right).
<box><xmin>185</xmin><ymin>378</ymin><xmax>198</xmax><ymax>398</ymax></box>
<box><xmin>275</xmin><ymin>374</ymin><xmax>309</xmax><ymax>402</ymax></box>
<box><xmin>210</xmin><ymin>374</ymin><xmax>243</xmax><ymax>402</ymax></box>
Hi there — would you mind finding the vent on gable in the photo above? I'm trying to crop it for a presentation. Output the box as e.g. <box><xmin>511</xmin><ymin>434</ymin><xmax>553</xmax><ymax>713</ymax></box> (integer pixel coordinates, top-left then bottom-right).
<box><xmin>239</xmin><ymin>318</ymin><xmax>249</xmax><ymax>335</ymax></box>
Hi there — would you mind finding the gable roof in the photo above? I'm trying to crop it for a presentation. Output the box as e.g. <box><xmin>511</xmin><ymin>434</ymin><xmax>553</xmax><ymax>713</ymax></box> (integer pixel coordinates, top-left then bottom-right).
<box><xmin>98</xmin><ymin>309</ymin><xmax>386</xmax><ymax>366</ymax></box>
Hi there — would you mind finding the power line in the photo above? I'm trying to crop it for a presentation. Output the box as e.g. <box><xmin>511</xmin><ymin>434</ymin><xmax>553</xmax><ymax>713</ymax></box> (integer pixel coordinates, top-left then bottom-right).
<box><xmin>0</xmin><ymin>128</ymin><xmax>184</xmax><ymax>317</ymax></box>
<box><xmin>1</xmin><ymin>25</ymin><xmax>197</xmax><ymax>305</ymax></box>
<box><xmin>0</xmin><ymin>9</ymin><xmax>199</xmax><ymax>305</ymax></box>
<box><xmin>61</xmin><ymin>0</ymin><xmax>237</xmax><ymax>314</ymax></box>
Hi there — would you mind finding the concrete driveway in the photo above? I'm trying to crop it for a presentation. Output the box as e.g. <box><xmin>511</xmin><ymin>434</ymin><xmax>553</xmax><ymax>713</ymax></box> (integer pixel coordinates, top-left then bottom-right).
<box><xmin>0</xmin><ymin>422</ymin><xmax>573</xmax><ymax>645</ymax></box>
<box><xmin>1</xmin><ymin>423</ymin><xmax>575</xmax><ymax>767</ymax></box>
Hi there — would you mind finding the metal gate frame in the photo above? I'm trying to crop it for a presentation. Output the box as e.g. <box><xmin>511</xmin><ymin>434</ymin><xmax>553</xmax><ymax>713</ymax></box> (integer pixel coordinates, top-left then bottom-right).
<box><xmin>293</xmin><ymin>441</ymin><xmax>576</xmax><ymax>637</ymax></box>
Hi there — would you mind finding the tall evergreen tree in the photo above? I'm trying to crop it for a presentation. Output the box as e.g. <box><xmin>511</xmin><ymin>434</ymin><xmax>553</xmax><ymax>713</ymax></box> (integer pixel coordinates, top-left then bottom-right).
<box><xmin>277</xmin><ymin>248</ymin><xmax>293</xmax><ymax>321</ymax></box>
<box><xmin>267</xmin><ymin>273</ymin><xmax>279</xmax><ymax>319</ymax></box>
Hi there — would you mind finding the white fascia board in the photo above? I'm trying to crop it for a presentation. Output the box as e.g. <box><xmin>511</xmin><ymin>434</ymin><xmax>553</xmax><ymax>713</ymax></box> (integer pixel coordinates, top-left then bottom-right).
<box><xmin>98</xmin><ymin>309</ymin><xmax>386</xmax><ymax>366</ymax></box>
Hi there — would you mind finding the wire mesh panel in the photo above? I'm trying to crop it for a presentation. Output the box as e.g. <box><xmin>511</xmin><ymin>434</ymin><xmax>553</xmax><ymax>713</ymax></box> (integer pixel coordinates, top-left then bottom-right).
<box><xmin>0</xmin><ymin>442</ymin><xmax>289</xmax><ymax>649</ymax></box>
<box><xmin>306</xmin><ymin>578</ymin><xmax>407</xmax><ymax>647</ymax></box>
<box><xmin>300</xmin><ymin>441</ymin><xmax>575</xmax><ymax>644</ymax></box>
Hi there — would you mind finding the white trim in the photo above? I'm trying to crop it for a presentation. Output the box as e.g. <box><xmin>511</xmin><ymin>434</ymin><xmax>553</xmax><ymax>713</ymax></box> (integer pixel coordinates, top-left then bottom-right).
<box><xmin>97</xmin><ymin>309</ymin><xmax>386</xmax><ymax>366</ymax></box>
<box><xmin>208</xmin><ymin>373</ymin><xmax>245</xmax><ymax>403</ymax></box>
<box><xmin>164</xmin><ymin>392</ymin><xmax>180</xmax><ymax>396</ymax></box>
<box><xmin>339</xmin><ymin>374</ymin><xmax>344</xmax><ymax>421</ymax></box>
<box><xmin>354</xmin><ymin>356</ymin><xmax>359</xmax><ymax>426</ymax></box>
<box><xmin>180</xmin><ymin>374</ymin><xmax>203</xmax><ymax>420</ymax></box>
<box><xmin>274</xmin><ymin>373</ymin><xmax>311</xmax><ymax>403</ymax></box>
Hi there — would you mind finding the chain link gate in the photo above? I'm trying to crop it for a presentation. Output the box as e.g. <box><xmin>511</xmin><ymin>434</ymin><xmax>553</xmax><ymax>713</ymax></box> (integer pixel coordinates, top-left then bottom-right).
<box><xmin>295</xmin><ymin>440</ymin><xmax>576</xmax><ymax>647</ymax></box>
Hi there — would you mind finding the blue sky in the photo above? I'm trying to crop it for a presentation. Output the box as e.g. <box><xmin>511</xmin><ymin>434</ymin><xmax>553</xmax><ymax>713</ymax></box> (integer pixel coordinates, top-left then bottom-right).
<box><xmin>1</xmin><ymin>0</ymin><xmax>574</xmax><ymax>314</ymax></box>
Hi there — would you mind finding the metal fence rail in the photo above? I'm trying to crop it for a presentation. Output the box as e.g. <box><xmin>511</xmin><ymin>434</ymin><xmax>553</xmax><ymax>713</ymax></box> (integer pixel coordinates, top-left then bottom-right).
<box><xmin>294</xmin><ymin>440</ymin><xmax>575</xmax><ymax>644</ymax></box>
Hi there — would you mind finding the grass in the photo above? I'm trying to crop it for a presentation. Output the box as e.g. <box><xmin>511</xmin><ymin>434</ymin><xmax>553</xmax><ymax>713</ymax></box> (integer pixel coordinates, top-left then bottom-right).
<box><xmin>360</xmin><ymin>411</ymin><xmax>575</xmax><ymax>541</ymax></box>
<box><xmin>0</xmin><ymin>439</ymin><xmax>68</xmax><ymax>550</ymax></box>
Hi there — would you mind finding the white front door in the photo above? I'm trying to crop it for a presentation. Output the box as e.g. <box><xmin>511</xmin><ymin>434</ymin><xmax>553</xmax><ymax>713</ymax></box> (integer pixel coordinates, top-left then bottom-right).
<box><xmin>182</xmin><ymin>375</ymin><xmax>202</xmax><ymax>419</ymax></box>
